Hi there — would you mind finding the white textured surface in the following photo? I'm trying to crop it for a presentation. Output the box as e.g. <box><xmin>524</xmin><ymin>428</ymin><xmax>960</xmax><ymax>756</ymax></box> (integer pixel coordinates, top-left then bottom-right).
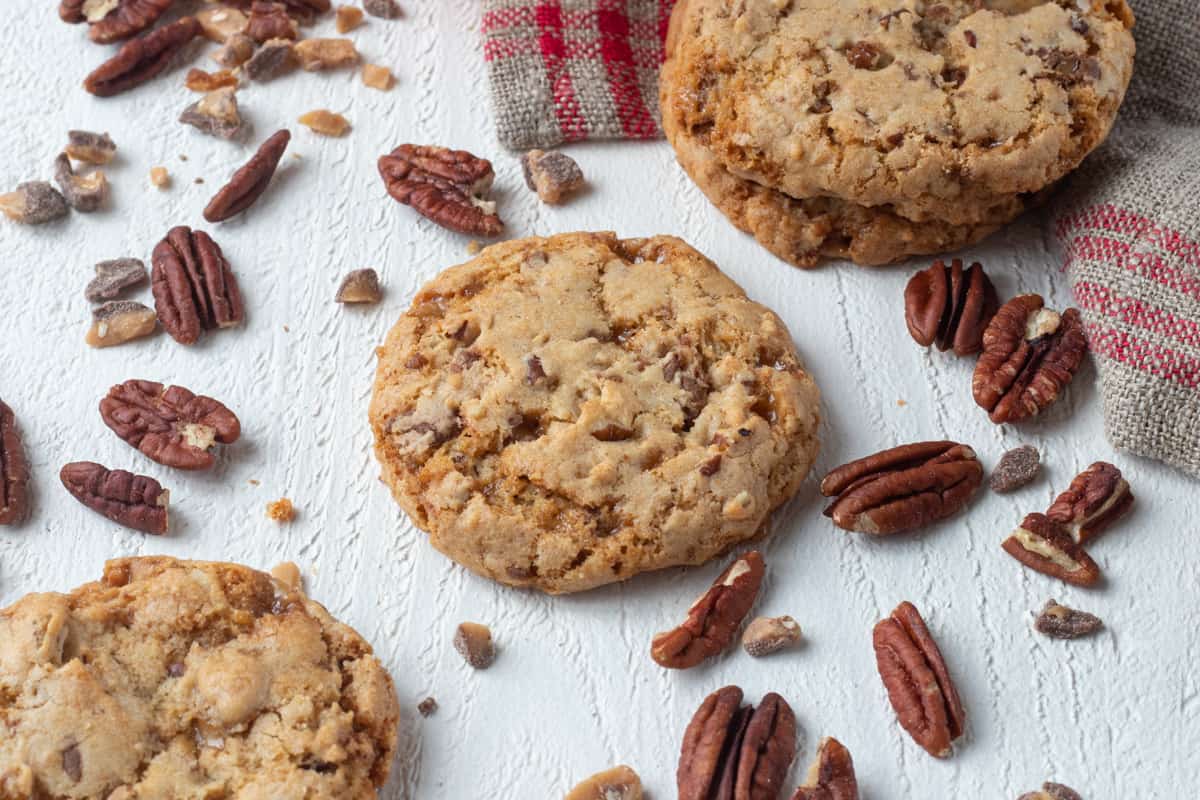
<box><xmin>1</xmin><ymin>3</ymin><xmax>1197</xmax><ymax>798</ymax></box>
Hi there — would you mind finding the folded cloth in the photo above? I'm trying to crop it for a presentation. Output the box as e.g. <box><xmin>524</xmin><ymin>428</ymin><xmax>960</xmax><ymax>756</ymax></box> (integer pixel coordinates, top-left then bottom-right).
<box><xmin>482</xmin><ymin>0</ymin><xmax>676</xmax><ymax>149</ymax></box>
<box><xmin>1056</xmin><ymin>0</ymin><xmax>1200</xmax><ymax>478</ymax></box>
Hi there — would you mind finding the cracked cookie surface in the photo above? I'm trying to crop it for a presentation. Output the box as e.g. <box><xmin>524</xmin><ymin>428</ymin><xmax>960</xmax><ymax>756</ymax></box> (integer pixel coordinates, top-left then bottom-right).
<box><xmin>0</xmin><ymin>557</ymin><xmax>399</xmax><ymax>799</ymax></box>
<box><xmin>662</xmin><ymin>0</ymin><xmax>1134</xmax><ymax>230</ymax></box>
<box><xmin>370</xmin><ymin>232</ymin><xmax>820</xmax><ymax>594</ymax></box>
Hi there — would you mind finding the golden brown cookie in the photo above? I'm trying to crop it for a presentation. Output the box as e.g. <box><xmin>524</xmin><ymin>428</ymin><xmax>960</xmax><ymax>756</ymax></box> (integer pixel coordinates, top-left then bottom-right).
<box><xmin>370</xmin><ymin>232</ymin><xmax>820</xmax><ymax>593</ymax></box>
<box><xmin>0</xmin><ymin>557</ymin><xmax>399</xmax><ymax>799</ymax></box>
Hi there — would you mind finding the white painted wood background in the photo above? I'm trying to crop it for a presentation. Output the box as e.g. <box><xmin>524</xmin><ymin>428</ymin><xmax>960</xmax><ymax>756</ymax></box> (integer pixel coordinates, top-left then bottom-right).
<box><xmin>1</xmin><ymin>2</ymin><xmax>1196</xmax><ymax>797</ymax></box>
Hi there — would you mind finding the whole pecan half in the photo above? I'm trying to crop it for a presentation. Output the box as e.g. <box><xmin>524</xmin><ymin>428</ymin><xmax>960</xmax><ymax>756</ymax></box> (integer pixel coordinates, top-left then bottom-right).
<box><xmin>0</xmin><ymin>400</ymin><xmax>31</xmax><ymax>526</ymax></box>
<box><xmin>60</xmin><ymin>0</ymin><xmax>175</xmax><ymax>43</ymax></box>
<box><xmin>820</xmin><ymin>441</ymin><xmax>983</xmax><ymax>535</ymax></box>
<box><xmin>972</xmin><ymin>295</ymin><xmax>1088</xmax><ymax>424</ymax></box>
<box><xmin>904</xmin><ymin>259</ymin><xmax>998</xmax><ymax>356</ymax></box>
<box><xmin>100</xmin><ymin>380</ymin><xmax>241</xmax><ymax>470</ymax></box>
<box><xmin>651</xmin><ymin>551</ymin><xmax>765</xmax><ymax>669</ymax></box>
<box><xmin>1046</xmin><ymin>461</ymin><xmax>1133</xmax><ymax>543</ymax></box>
<box><xmin>204</xmin><ymin>129</ymin><xmax>290</xmax><ymax>222</ymax></box>
<box><xmin>378</xmin><ymin>144</ymin><xmax>503</xmax><ymax>237</ymax></box>
<box><xmin>790</xmin><ymin>737</ymin><xmax>858</xmax><ymax>800</ymax></box>
<box><xmin>1002</xmin><ymin>513</ymin><xmax>1101</xmax><ymax>587</ymax></box>
<box><xmin>151</xmin><ymin>226</ymin><xmax>244</xmax><ymax>345</ymax></box>
<box><xmin>873</xmin><ymin>601</ymin><xmax>965</xmax><ymax>758</ymax></box>
<box><xmin>60</xmin><ymin>461</ymin><xmax>169</xmax><ymax>534</ymax></box>
<box><xmin>83</xmin><ymin>16</ymin><xmax>201</xmax><ymax>97</ymax></box>
<box><xmin>677</xmin><ymin>686</ymin><xmax>796</xmax><ymax>800</ymax></box>
<box><xmin>1018</xmin><ymin>782</ymin><xmax>1083</xmax><ymax>800</ymax></box>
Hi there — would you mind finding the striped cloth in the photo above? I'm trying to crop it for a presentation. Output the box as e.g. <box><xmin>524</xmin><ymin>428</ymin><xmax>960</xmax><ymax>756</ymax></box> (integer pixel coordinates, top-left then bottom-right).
<box><xmin>482</xmin><ymin>0</ymin><xmax>675</xmax><ymax>149</ymax></box>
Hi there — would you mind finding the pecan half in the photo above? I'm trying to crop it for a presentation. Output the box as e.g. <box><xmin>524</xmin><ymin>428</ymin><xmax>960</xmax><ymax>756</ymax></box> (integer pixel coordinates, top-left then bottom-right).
<box><xmin>1001</xmin><ymin>513</ymin><xmax>1101</xmax><ymax>587</ymax></box>
<box><xmin>63</xmin><ymin>0</ymin><xmax>175</xmax><ymax>43</ymax></box>
<box><xmin>83</xmin><ymin>16</ymin><xmax>201</xmax><ymax>97</ymax></box>
<box><xmin>565</xmin><ymin>766</ymin><xmax>643</xmax><ymax>800</ymax></box>
<box><xmin>1018</xmin><ymin>782</ymin><xmax>1083</xmax><ymax>800</ymax></box>
<box><xmin>873</xmin><ymin>601</ymin><xmax>965</xmax><ymax>758</ymax></box>
<box><xmin>0</xmin><ymin>400</ymin><xmax>31</xmax><ymax>526</ymax></box>
<box><xmin>651</xmin><ymin>551</ymin><xmax>765</xmax><ymax>669</ymax></box>
<box><xmin>1033</xmin><ymin>600</ymin><xmax>1103</xmax><ymax>640</ymax></box>
<box><xmin>972</xmin><ymin>295</ymin><xmax>1088</xmax><ymax>424</ymax></box>
<box><xmin>151</xmin><ymin>226</ymin><xmax>244</xmax><ymax>345</ymax></box>
<box><xmin>904</xmin><ymin>259</ymin><xmax>998</xmax><ymax>356</ymax></box>
<box><xmin>1046</xmin><ymin>461</ymin><xmax>1133</xmax><ymax>543</ymax></box>
<box><xmin>677</xmin><ymin>686</ymin><xmax>796</xmax><ymax>800</ymax></box>
<box><xmin>378</xmin><ymin>144</ymin><xmax>503</xmax><ymax>237</ymax></box>
<box><xmin>820</xmin><ymin>441</ymin><xmax>982</xmax><ymax>535</ymax></box>
<box><xmin>60</xmin><ymin>461</ymin><xmax>169</xmax><ymax>534</ymax></box>
<box><xmin>100</xmin><ymin>380</ymin><xmax>240</xmax><ymax>470</ymax></box>
<box><xmin>204</xmin><ymin>129</ymin><xmax>290</xmax><ymax>222</ymax></box>
<box><xmin>790</xmin><ymin>737</ymin><xmax>858</xmax><ymax>800</ymax></box>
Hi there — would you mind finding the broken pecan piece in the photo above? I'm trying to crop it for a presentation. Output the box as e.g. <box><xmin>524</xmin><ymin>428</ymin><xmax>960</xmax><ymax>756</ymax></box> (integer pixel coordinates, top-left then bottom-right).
<box><xmin>904</xmin><ymin>259</ymin><xmax>998</xmax><ymax>356</ymax></box>
<box><xmin>204</xmin><ymin>129</ymin><xmax>290</xmax><ymax>222</ymax></box>
<box><xmin>1033</xmin><ymin>599</ymin><xmax>1103</xmax><ymax>640</ymax></box>
<box><xmin>565</xmin><ymin>766</ymin><xmax>643</xmax><ymax>800</ymax></box>
<box><xmin>1046</xmin><ymin>461</ymin><xmax>1133</xmax><ymax>543</ymax></box>
<box><xmin>100</xmin><ymin>380</ymin><xmax>241</xmax><ymax>470</ymax></box>
<box><xmin>61</xmin><ymin>0</ymin><xmax>175</xmax><ymax>43</ymax></box>
<box><xmin>1002</xmin><ymin>513</ymin><xmax>1101</xmax><ymax>587</ymax></box>
<box><xmin>820</xmin><ymin>441</ymin><xmax>982</xmax><ymax>535</ymax></box>
<box><xmin>151</xmin><ymin>226</ymin><xmax>245</xmax><ymax>345</ymax></box>
<box><xmin>677</xmin><ymin>686</ymin><xmax>796</xmax><ymax>800</ymax></box>
<box><xmin>651</xmin><ymin>551</ymin><xmax>764</xmax><ymax>669</ymax></box>
<box><xmin>973</xmin><ymin>295</ymin><xmax>1088</xmax><ymax>424</ymax></box>
<box><xmin>84</xmin><ymin>16</ymin><xmax>201</xmax><ymax>97</ymax></box>
<box><xmin>790</xmin><ymin>737</ymin><xmax>858</xmax><ymax>800</ymax></box>
<box><xmin>873</xmin><ymin>601</ymin><xmax>965</xmax><ymax>758</ymax></box>
<box><xmin>378</xmin><ymin>144</ymin><xmax>503</xmax><ymax>237</ymax></box>
<box><xmin>60</xmin><ymin>461</ymin><xmax>169</xmax><ymax>534</ymax></box>
<box><xmin>0</xmin><ymin>400</ymin><xmax>31</xmax><ymax>525</ymax></box>
<box><xmin>246</xmin><ymin>1</ymin><xmax>297</xmax><ymax>41</ymax></box>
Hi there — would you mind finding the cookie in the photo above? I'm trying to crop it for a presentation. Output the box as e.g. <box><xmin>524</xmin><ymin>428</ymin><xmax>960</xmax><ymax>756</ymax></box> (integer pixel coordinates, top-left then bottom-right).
<box><xmin>370</xmin><ymin>232</ymin><xmax>820</xmax><ymax>594</ymax></box>
<box><xmin>0</xmin><ymin>557</ymin><xmax>399</xmax><ymax>799</ymax></box>
<box><xmin>663</xmin><ymin>0</ymin><xmax>1135</xmax><ymax>227</ymax></box>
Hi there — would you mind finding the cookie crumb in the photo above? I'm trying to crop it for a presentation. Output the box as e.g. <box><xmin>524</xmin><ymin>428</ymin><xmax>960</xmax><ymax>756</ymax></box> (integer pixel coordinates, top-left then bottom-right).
<box><xmin>362</xmin><ymin>63</ymin><xmax>394</xmax><ymax>90</ymax></box>
<box><xmin>270</xmin><ymin>561</ymin><xmax>303</xmax><ymax>591</ymax></box>
<box><xmin>266</xmin><ymin>497</ymin><xmax>296</xmax><ymax>522</ymax></box>
<box><xmin>248</xmin><ymin>478</ymin><xmax>260</xmax><ymax>486</ymax></box>
<box><xmin>897</xmin><ymin>399</ymin><xmax>907</xmax><ymax>407</ymax></box>
<box><xmin>453</xmin><ymin>622</ymin><xmax>495</xmax><ymax>669</ymax></box>
<box><xmin>417</xmin><ymin>696</ymin><xmax>438</xmax><ymax>717</ymax></box>
<box><xmin>149</xmin><ymin>166</ymin><xmax>171</xmax><ymax>189</ymax></box>
<box><xmin>466</xmin><ymin>240</ymin><xmax>483</xmax><ymax>255</ymax></box>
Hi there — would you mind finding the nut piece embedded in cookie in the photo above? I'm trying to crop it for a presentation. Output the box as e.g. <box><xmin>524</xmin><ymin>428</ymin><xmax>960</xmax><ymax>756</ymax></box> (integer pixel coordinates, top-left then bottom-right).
<box><xmin>0</xmin><ymin>400</ymin><xmax>31</xmax><ymax>526</ymax></box>
<box><xmin>60</xmin><ymin>461</ymin><xmax>169</xmax><ymax>534</ymax></box>
<box><xmin>1046</xmin><ymin>461</ymin><xmax>1133</xmax><ymax>543</ymax></box>
<box><xmin>1019</xmin><ymin>782</ymin><xmax>1084</xmax><ymax>800</ymax></box>
<box><xmin>791</xmin><ymin>737</ymin><xmax>858</xmax><ymax>800</ymax></box>
<box><xmin>904</xmin><ymin>259</ymin><xmax>999</xmax><ymax>356</ymax></box>
<box><xmin>651</xmin><ymin>551</ymin><xmax>765</xmax><ymax>669</ymax></box>
<box><xmin>86</xmin><ymin>301</ymin><xmax>158</xmax><ymax>348</ymax></box>
<box><xmin>54</xmin><ymin>153</ymin><xmax>108</xmax><ymax>212</ymax></box>
<box><xmin>565</xmin><ymin>765</ymin><xmax>643</xmax><ymax>800</ymax></box>
<box><xmin>873</xmin><ymin>602</ymin><xmax>965</xmax><ymax>758</ymax></box>
<box><xmin>677</xmin><ymin>686</ymin><xmax>796</xmax><ymax>800</ymax></box>
<box><xmin>204</xmin><ymin>129</ymin><xmax>290</xmax><ymax>222</ymax></box>
<box><xmin>821</xmin><ymin>441</ymin><xmax>983</xmax><ymax>535</ymax></box>
<box><xmin>521</xmin><ymin>149</ymin><xmax>585</xmax><ymax>205</ymax></box>
<box><xmin>742</xmin><ymin>615</ymin><xmax>802</xmax><ymax>658</ymax></box>
<box><xmin>1001</xmin><ymin>512</ymin><xmax>1101</xmax><ymax>587</ymax></box>
<box><xmin>151</xmin><ymin>225</ymin><xmax>245</xmax><ymax>345</ymax></box>
<box><xmin>973</xmin><ymin>295</ymin><xmax>1088</xmax><ymax>424</ymax></box>
<box><xmin>1033</xmin><ymin>599</ymin><xmax>1103</xmax><ymax>640</ymax></box>
<box><xmin>453</xmin><ymin>621</ymin><xmax>495</xmax><ymax>669</ymax></box>
<box><xmin>0</xmin><ymin>182</ymin><xmax>68</xmax><ymax>225</ymax></box>
<box><xmin>990</xmin><ymin>445</ymin><xmax>1041</xmax><ymax>493</ymax></box>
<box><xmin>100</xmin><ymin>379</ymin><xmax>241</xmax><ymax>470</ymax></box>
<box><xmin>66</xmin><ymin>130</ymin><xmax>117</xmax><ymax>164</ymax></box>
<box><xmin>83</xmin><ymin>16</ymin><xmax>202</xmax><ymax>97</ymax></box>
<box><xmin>336</xmin><ymin>269</ymin><xmax>382</xmax><ymax>304</ymax></box>
<box><xmin>378</xmin><ymin>144</ymin><xmax>502</xmax><ymax>237</ymax></box>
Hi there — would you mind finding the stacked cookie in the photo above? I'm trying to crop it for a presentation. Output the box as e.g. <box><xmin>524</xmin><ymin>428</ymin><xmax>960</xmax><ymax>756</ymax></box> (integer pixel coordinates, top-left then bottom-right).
<box><xmin>660</xmin><ymin>0</ymin><xmax>1136</xmax><ymax>267</ymax></box>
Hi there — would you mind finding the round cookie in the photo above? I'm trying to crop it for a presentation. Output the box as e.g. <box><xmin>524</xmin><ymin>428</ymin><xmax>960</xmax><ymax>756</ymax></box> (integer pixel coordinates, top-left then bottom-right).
<box><xmin>662</xmin><ymin>0</ymin><xmax>1135</xmax><ymax>227</ymax></box>
<box><xmin>0</xmin><ymin>557</ymin><xmax>399</xmax><ymax>799</ymax></box>
<box><xmin>370</xmin><ymin>232</ymin><xmax>820</xmax><ymax>594</ymax></box>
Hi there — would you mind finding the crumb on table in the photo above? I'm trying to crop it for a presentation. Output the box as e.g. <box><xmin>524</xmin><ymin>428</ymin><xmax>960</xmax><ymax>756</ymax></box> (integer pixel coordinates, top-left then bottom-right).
<box><xmin>266</xmin><ymin>497</ymin><xmax>296</xmax><ymax>522</ymax></box>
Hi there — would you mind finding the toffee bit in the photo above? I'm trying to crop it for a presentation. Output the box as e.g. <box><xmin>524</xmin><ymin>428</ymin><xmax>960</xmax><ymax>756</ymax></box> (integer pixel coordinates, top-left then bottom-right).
<box><xmin>0</xmin><ymin>182</ymin><xmax>68</xmax><ymax>225</ymax></box>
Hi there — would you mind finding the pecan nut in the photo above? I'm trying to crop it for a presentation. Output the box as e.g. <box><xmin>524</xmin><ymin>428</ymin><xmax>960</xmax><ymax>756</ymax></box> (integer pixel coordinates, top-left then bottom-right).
<box><xmin>378</xmin><ymin>144</ymin><xmax>503</xmax><ymax>237</ymax></box>
<box><xmin>1002</xmin><ymin>513</ymin><xmax>1101</xmax><ymax>586</ymax></box>
<box><xmin>1033</xmin><ymin>599</ymin><xmax>1103</xmax><ymax>640</ymax></box>
<box><xmin>60</xmin><ymin>461</ymin><xmax>169</xmax><ymax>534</ymax></box>
<box><xmin>151</xmin><ymin>226</ymin><xmax>245</xmax><ymax>345</ymax></box>
<box><xmin>0</xmin><ymin>400</ymin><xmax>31</xmax><ymax>525</ymax></box>
<box><xmin>61</xmin><ymin>0</ymin><xmax>175</xmax><ymax>43</ymax></box>
<box><xmin>204</xmin><ymin>129</ymin><xmax>290</xmax><ymax>222</ymax></box>
<box><xmin>677</xmin><ymin>686</ymin><xmax>796</xmax><ymax>800</ymax></box>
<box><xmin>84</xmin><ymin>16</ymin><xmax>201</xmax><ymax>97</ymax></box>
<box><xmin>820</xmin><ymin>441</ymin><xmax>983</xmax><ymax>535</ymax></box>
<box><xmin>873</xmin><ymin>601</ymin><xmax>965</xmax><ymax>758</ymax></box>
<box><xmin>100</xmin><ymin>380</ymin><xmax>241</xmax><ymax>470</ymax></box>
<box><xmin>246</xmin><ymin>1</ymin><xmax>298</xmax><ymax>41</ymax></box>
<box><xmin>1046</xmin><ymin>461</ymin><xmax>1133</xmax><ymax>543</ymax></box>
<box><xmin>651</xmin><ymin>551</ymin><xmax>765</xmax><ymax>669</ymax></box>
<box><xmin>790</xmin><ymin>737</ymin><xmax>858</xmax><ymax>800</ymax></box>
<box><xmin>904</xmin><ymin>259</ymin><xmax>998</xmax><ymax>356</ymax></box>
<box><xmin>972</xmin><ymin>295</ymin><xmax>1088</xmax><ymax>424</ymax></box>
<box><xmin>1018</xmin><ymin>782</ymin><xmax>1083</xmax><ymax>800</ymax></box>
